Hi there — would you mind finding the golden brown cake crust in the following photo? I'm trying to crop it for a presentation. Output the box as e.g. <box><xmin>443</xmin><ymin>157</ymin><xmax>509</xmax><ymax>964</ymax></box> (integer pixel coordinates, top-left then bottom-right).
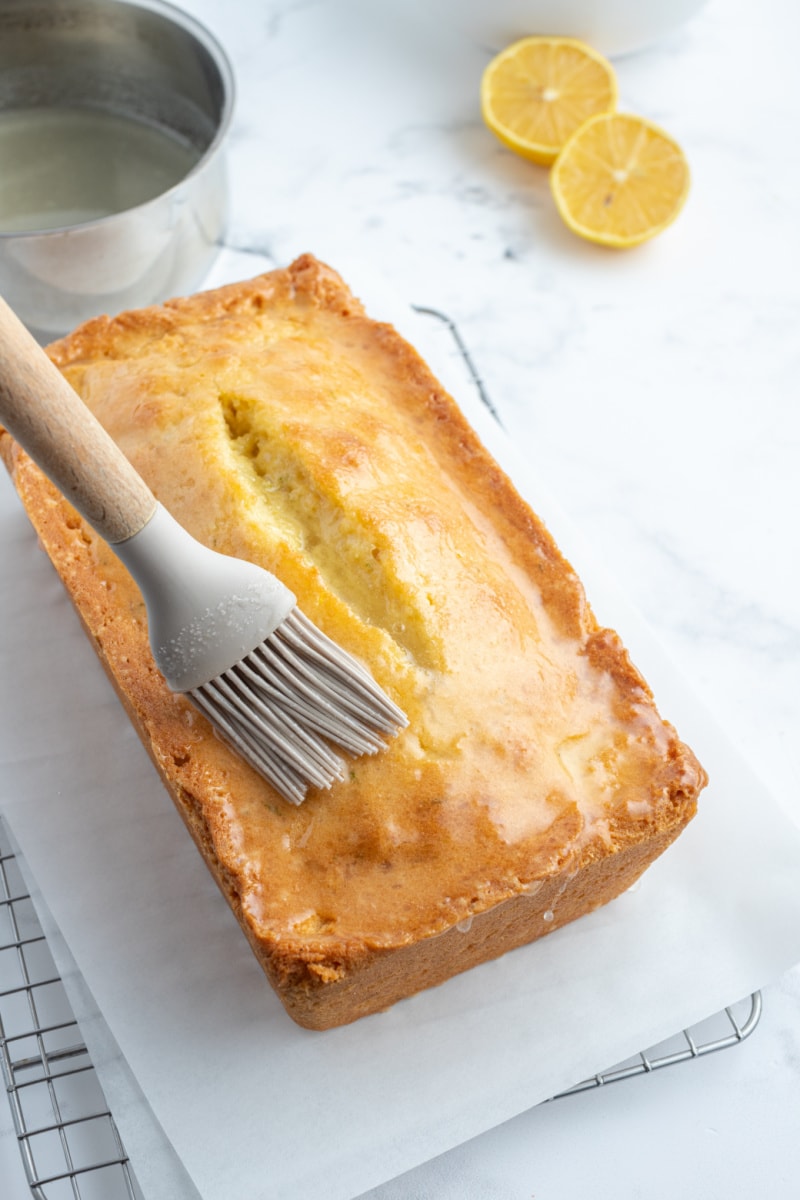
<box><xmin>1</xmin><ymin>255</ymin><xmax>707</xmax><ymax>1029</ymax></box>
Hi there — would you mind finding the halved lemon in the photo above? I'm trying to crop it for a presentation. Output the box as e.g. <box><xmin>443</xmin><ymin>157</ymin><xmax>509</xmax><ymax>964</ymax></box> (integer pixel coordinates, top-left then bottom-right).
<box><xmin>551</xmin><ymin>112</ymin><xmax>691</xmax><ymax>247</ymax></box>
<box><xmin>481</xmin><ymin>37</ymin><xmax>618</xmax><ymax>166</ymax></box>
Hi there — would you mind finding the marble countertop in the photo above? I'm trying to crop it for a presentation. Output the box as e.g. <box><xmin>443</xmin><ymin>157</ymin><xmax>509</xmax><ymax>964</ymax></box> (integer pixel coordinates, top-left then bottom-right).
<box><xmin>2</xmin><ymin>0</ymin><xmax>799</xmax><ymax>1196</ymax></box>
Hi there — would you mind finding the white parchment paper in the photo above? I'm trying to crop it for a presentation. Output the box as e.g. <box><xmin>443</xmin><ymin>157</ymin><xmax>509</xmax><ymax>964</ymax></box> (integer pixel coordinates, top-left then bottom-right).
<box><xmin>2</xmin><ymin>252</ymin><xmax>800</xmax><ymax>1200</ymax></box>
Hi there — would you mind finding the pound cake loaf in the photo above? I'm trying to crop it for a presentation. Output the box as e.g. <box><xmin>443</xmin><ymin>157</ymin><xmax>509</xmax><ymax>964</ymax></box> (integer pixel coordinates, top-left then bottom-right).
<box><xmin>0</xmin><ymin>255</ymin><xmax>707</xmax><ymax>1029</ymax></box>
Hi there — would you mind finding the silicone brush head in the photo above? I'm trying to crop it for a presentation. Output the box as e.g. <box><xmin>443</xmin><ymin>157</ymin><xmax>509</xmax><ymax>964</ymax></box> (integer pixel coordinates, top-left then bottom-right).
<box><xmin>191</xmin><ymin>609</ymin><xmax>407</xmax><ymax>805</ymax></box>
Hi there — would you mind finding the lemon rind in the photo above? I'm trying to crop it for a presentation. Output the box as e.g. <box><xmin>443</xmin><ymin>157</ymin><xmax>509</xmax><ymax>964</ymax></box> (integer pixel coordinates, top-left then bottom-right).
<box><xmin>549</xmin><ymin>112</ymin><xmax>691</xmax><ymax>248</ymax></box>
<box><xmin>481</xmin><ymin>36</ymin><xmax>619</xmax><ymax>166</ymax></box>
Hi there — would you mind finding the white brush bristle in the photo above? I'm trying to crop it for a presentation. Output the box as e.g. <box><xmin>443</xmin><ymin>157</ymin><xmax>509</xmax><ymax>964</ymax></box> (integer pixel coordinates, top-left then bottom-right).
<box><xmin>189</xmin><ymin>609</ymin><xmax>408</xmax><ymax>805</ymax></box>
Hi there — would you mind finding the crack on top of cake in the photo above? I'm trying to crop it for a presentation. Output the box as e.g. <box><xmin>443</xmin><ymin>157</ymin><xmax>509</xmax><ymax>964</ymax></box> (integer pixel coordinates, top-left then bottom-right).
<box><xmin>218</xmin><ymin>389</ymin><xmax>444</xmax><ymax>670</ymax></box>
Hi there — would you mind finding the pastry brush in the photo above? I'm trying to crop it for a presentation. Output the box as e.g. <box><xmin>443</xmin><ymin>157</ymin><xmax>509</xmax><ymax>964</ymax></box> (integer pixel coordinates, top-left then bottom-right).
<box><xmin>0</xmin><ymin>296</ymin><xmax>407</xmax><ymax>804</ymax></box>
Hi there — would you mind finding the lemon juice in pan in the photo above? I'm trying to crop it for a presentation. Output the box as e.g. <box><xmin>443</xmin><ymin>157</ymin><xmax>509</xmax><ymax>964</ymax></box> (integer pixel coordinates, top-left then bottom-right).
<box><xmin>0</xmin><ymin>107</ymin><xmax>200</xmax><ymax>233</ymax></box>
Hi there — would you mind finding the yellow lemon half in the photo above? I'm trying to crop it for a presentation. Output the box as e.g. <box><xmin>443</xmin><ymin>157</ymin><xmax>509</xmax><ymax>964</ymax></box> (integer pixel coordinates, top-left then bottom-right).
<box><xmin>551</xmin><ymin>112</ymin><xmax>691</xmax><ymax>247</ymax></box>
<box><xmin>481</xmin><ymin>37</ymin><xmax>618</xmax><ymax>166</ymax></box>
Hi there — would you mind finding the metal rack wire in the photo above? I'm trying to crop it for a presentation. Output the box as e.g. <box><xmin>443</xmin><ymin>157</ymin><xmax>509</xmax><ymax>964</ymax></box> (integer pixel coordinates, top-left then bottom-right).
<box><xmin>0</xmin><ymin>308</ymin><xmax>763</xmax><ymax>1196</ymax></box>
<box><xmin>550</xmin><ymin>992</ymin><xmax>762</xmax><ymax>1100</ymax></box>
<box><xmin>0</xmin><ymin>819</ymin><xmax>143</xmax><ymax>1199</ymax></box>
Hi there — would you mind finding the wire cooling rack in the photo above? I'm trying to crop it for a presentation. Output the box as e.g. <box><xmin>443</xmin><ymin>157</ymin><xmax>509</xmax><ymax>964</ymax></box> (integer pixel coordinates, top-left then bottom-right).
<box><xmin>0</xmin><ymin>819</ymin><xmax>143</xmax><ymax>1199</ymax></box>
<box><xmin>0</xmin><ymin>307</ymin><xmax>762</xmax><ymax>1196</ymax></box>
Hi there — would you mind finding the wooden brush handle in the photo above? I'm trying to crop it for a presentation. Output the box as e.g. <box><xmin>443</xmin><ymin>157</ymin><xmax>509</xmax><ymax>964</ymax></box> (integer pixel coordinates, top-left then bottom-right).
<box><xmin>0</xmin><ymin>296</ymin><xmax>156</xmax><ymax>544</ymax></box>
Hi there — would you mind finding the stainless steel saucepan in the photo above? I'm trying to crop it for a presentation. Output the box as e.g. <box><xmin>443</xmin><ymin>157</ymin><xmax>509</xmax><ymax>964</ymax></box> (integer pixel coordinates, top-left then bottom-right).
<box><xmin>0</xmin><ymin>0</ymin><xmax>234</xmax><ymax>340</ymax></box>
